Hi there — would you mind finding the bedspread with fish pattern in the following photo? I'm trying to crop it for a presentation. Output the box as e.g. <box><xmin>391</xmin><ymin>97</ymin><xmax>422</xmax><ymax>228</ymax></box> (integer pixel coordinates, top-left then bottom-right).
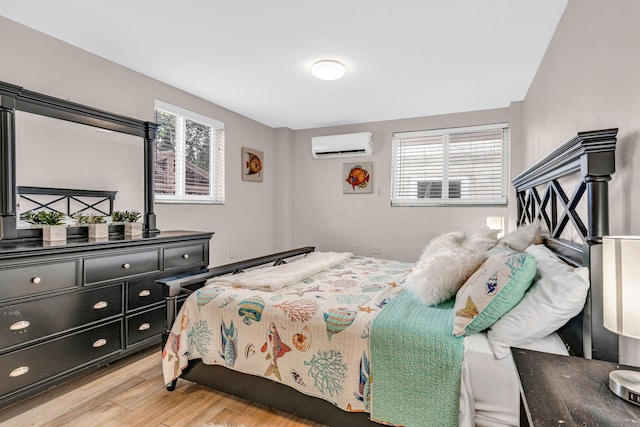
<box><xmin>162</xmin><ymin>255</ymin><xmax>412</xmax><ymax>412</ymax></box>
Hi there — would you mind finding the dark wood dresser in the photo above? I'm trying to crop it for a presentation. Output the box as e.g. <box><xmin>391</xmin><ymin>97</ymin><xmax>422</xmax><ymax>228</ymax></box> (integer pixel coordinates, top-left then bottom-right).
<box><xmin>0</xmin><ymin>230</ymin><xmax>212</xmax><ymax>407</ymax></box>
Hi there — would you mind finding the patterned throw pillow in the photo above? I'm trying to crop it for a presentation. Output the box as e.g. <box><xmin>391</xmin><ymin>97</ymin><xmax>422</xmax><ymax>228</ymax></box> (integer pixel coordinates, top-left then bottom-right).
<box><xmin>453</xmin><ymin>246</ymin><xmax>536</xmax><ymax>337</ymax></box>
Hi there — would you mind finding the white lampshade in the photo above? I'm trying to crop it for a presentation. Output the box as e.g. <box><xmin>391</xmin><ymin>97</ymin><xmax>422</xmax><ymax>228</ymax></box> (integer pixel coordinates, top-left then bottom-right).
<box><xmin>603</xmin><ymin>236</ymin><xmax>640</xmax><ymax>339</ymax></box>
<box><xmin>311</xmin><ymin>60</ymin><xmax>346</xmax><ymax>80</ymax></box>
<box><xmin>486</xmin><ymin>216</ymin><xmax>504</xmax><ymax>239</ymax></box>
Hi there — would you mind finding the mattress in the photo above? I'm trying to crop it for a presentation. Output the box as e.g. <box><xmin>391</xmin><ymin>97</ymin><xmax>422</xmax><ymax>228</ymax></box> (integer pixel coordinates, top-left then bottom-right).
<box><xmin>163</xmin><ymin>254</ymin><xmax>414</xmax><ymax>413</ymax></box>
<box><xmin>163</xmin><ymin>252</ymin><xmax>570</xmax><ymax>426</ymax></box>
<box><xmin>459</xmin><ymin>332</ymin><xmax>569</xmax><ymax>427</ymax></box>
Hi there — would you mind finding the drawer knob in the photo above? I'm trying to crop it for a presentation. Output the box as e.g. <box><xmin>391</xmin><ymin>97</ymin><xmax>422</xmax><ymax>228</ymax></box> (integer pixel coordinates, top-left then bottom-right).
<box><xmin>122</xmin><ymin>263</ymin><xmax>130</xmax><ymax>269</ymax></box>
<box><xmin>92</xmin><ymin>338</ymin><xmax>107</xmax><ymax>348</ymax></box>
<box><xmin>31</xmin><ymin>277</ymin><xmax>41</xmax><ymax>284</ymax></box>
<box><xmin>138</xmin><ymin>323</ymin><xmax>151</xmax><ymax>331</ymax></box>
<box><xmin>138</xmin><ymin>289</ymin><xmax>151</xmax><ymax>297</ymax></box>
<box><xmin>93</xmin><ymin>301</ymin><xmax>108</xmax><ymax>310</ymax></box>
<box><xmin>182</xmin><ymin>254</ymin><xmax>189</xmax><ymax>259</ymax></box>
<box><xmin>9</xmin><ymin>366</ymin><xmax>29</xmax><ymax>378</ymax></box>
<box><xmin>10</xmin><ymin>320</ymin><xmax>30</xmax><ymax>331</ymax></box>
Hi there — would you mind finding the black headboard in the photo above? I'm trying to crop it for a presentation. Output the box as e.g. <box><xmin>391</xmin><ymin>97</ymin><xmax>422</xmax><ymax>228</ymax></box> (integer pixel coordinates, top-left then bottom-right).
<box><xmin>512</xmin><ymin>128</ymin><xmax>619</xmax><ymax>363</ymax></box>
<box><xmin>17</xmin><ymin>186</ymin><xmax>117</xmax><ymax>218</ymax></box>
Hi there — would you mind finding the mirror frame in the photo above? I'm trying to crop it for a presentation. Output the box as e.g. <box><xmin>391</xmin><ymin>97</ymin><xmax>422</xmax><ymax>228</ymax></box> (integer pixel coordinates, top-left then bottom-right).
<box><xmin>0</xmin><ymin>80</ymin><xmax>159</xmax><ymax>240</ymax></box>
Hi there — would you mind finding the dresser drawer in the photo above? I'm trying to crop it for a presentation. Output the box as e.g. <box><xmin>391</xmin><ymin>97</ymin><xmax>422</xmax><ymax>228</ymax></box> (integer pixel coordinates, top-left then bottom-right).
<box><xmin>84</xmin><ymin>249</ymin><xmax>160</xmax><ymax>285</ymax></box>
<box><xmin>0</xmin><ymin>259</ymin><xmax>77</xmax><ymax>301</ymax></box>
<box><xmin>164</xmin><ymin>243</ymin><xmax>206</xmax><ymax>270</ymax></box>
<box><xmin>127</xmin><ymin>277</ymin><xmax>163</xmax><ymax>311</ymax></box>
<box><xmin>126</xmin><ymin>306</ymin><xmax>164</xmax><ymax>346</ymax></box>
<box><xmin>0</xmin><ymin>320</ymin><xmax>121</xmax><ymax>397</ymax></box>
<box><xmin>1</xmin><ymin>284</ymin><xmax>122</xmax><ymax>350</ymax></box>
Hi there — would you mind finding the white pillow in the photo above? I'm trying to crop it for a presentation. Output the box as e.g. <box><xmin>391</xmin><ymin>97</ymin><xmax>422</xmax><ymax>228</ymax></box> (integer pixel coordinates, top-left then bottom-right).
<box><xmin>405</xmin><ymin>247</ymin><xmax>486</xmax><ymax>306</ymax></box>
<box><xmin>421</xmin><ymin>230</ymin><xmax>466</xmax><ymax>258</ymax></box>
<box><xmin>486</xmin><ymin>244</ymin><xmax>589</xmax><ymax>359</ymax></box>
<box><xmin>462</xmin><ymin>227</ymin><xmax>499</xmax><ymax>253</ymax></box>
<box><xmin>420</xmin><ymin>228</ymin><xmax>498</xmax><ymax>258</ymax></box>
<box><xmin>407</xmin><ymin>228</ymin><xmax>498</xmax><ymax>306</ymax></box>
<box><xmin>499</xmin><ymin>219</ymin><xmax>543</xmax><ymax>252</ymax></box>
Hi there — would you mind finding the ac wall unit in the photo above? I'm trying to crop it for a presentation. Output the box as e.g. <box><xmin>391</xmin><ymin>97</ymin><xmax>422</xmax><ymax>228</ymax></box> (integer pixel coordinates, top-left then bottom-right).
<box><xmin>311</xmin><ymin>131</ymin><xmax>373</xmax><ymax>159</ymax></box>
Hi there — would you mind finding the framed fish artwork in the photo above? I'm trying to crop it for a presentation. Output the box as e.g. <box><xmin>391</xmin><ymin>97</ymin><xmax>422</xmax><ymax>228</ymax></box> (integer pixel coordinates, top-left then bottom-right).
<box><xmin>242</xmin><ymin>147</ymin><xmax>264</xmax><ymax>182</ymax></box>
<box><xmin>343</xmin><ymin>161</ymin><xmax>373</xmax><ymax>194</ymax></box>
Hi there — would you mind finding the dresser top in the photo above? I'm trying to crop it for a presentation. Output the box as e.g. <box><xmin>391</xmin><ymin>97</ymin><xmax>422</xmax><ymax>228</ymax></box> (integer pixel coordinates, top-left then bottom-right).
<box><xmin>0</xmin><ymin>230</ymin><xmax>213</xmax><ymax>259</ymax></box>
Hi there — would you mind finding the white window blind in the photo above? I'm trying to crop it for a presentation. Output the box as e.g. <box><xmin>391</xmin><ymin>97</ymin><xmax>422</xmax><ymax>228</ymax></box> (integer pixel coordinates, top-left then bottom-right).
<box><xmin>154</xmin><ymin>100</ymin><xmax>225</xmax><ymax>204</ymax></box>
<box><xmin>391</xmin><ymin>123</ymin><xmax>508</xmax><ymax>206</ymax></box>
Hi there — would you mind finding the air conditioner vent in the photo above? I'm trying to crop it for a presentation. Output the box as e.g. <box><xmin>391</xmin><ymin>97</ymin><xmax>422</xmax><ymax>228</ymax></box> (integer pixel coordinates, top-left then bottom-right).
<box><xmin>311</xmin><ymin>132</ymin><xmax>372</xmax><ymax>159</ymax></box>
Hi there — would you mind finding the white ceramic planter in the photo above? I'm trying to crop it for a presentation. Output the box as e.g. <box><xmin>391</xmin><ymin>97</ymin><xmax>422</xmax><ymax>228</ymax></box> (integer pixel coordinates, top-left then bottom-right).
<box><xmin>89</xmin><ymin>223</ymin><xmax>109</xmax><ymax>239</ymax></box>
<box><xmin>42</xmin><ymin>225</ymin><xmax>67</xmax><ymax>242</ymax></box>
<box><xmin>124</xmin><ymin>222</ymin><xmax>143</xmax><ymax>237</ymax></box>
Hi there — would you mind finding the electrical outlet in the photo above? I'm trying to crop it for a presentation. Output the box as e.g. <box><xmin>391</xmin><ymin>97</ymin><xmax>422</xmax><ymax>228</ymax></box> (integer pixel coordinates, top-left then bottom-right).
<box><xmin>229</xmin><ymin>247</ymin><xmax>236</xmax><ymax>259</ymax></box>
<box><xmin>371</xmin><ymin>247</ymin><xmax>382</xmax><ymax>255</ymax></box>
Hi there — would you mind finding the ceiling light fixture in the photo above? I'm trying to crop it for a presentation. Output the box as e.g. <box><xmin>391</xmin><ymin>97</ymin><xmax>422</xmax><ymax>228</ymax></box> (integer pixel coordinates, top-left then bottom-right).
<box><xmin>311</xmin><ymin>60</ymin><xmax>346</xmax><ymax>81</ymax></box>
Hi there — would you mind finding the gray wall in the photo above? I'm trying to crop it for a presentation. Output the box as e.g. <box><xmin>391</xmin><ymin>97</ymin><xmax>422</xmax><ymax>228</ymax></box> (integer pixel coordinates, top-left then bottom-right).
<box><xmin>274</xmin><ymin>127</ymin><xmax>295</xmax><ymax>251</ymax></box>
<box><xmin>522</xmin><ymin>0</ymin><xmax>640</xmax><ymax>365</ymax></box>
<box><xmin>0</xmin><ymin>16</ymin><xmax>278</xmax><ymax>265</ymax></box>
<box><xmin>1</xmin><ymin>16</ymin><xmax>519</xmax><ymax>265</ymax></box>
<box><xmin>292</xmin><ymin>108</ymin><xmax>513</xmax><ymax>262</ymax></box>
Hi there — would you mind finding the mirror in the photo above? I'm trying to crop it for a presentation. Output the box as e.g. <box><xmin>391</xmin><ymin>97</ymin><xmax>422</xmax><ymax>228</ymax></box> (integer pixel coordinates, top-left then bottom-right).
<box><xmin>15</xmin><ymin>111</ymin><xmax>144</xmax><ymax>227</ymax></box>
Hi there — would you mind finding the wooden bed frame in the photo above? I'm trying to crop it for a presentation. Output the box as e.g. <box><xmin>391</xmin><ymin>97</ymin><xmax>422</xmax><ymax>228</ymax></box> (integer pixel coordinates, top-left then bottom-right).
<box><xmin>512</xmin><ymin>128</ymin><xmax>618</xmax><ymax>362</ymax></box>
<box><xmin>160</xmin><ymin>128</ymin><xmax>619</xmax><ymax>426</ymax></box>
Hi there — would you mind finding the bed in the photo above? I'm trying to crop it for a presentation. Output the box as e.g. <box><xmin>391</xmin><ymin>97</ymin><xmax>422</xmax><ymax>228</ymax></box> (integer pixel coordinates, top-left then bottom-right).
<box><xmin>159</xmin><ymin>128</ymin><xmax>619</xmax><ymax>427</ymax></box>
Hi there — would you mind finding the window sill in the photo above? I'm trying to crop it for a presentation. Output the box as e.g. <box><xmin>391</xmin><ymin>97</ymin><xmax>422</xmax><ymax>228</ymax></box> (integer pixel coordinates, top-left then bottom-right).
<box><xmin>155</xmin><ymin>198</ymin><xmax>224</xmax><ymax>205</ymax></box>
<box><xmin>391</xmin><ymin>199</ymin><xmax>507</xmax><ymax>207</ymax></box>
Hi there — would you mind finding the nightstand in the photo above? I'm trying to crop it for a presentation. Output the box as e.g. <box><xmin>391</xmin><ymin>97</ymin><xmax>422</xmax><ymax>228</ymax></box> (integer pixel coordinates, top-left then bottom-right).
<box><xmin>512</xmin><ymin>348</ymin><xmax>640</xmax><ymax>426</ymax></box>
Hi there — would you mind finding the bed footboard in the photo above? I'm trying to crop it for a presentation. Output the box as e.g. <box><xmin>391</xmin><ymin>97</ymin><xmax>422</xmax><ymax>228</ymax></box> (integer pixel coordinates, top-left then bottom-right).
<box><xmin>158</xmin><ymin>246</ymin><xmax>315</xmax><ymax>389</ymax></box>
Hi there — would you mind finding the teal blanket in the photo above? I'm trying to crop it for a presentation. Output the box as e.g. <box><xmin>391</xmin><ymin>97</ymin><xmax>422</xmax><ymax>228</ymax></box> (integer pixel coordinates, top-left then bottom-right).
<box><xmin>370</xmin><ymin>290</ymin><xmax>464</xmax><ymax>427</ymax></box>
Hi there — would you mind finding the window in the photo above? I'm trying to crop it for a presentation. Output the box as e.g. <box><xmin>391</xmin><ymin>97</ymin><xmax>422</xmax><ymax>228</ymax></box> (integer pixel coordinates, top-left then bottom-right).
<box><xmin>154</xmin><ymin>100</ymin><xmax>225</xmax><ymax>204</ymax></box>
<box><xmin>391</xmin><ymin>123</ymin><xmax>508</xmax><ymax>206</ymax></box>
<box><xmin>417</xmin><ymin>180</ymin><xmax>461</xmax><ymax>199</ymax></box>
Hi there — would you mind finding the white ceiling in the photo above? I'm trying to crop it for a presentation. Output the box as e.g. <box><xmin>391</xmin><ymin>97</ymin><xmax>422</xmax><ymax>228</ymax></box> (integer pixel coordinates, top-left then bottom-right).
<box><xmin>0</xmin><ymin>1</ymin><xmax>567</xmax><ymax>130</ymax></box>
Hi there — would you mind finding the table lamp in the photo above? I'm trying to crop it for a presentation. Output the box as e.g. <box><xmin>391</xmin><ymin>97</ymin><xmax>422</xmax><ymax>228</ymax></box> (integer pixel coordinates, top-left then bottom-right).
<box><xmin>602</xmin><ymin>236</ymin><xmax>640</xmax><ymax>406</ymax></box>
<box><xmin>486</xmin><ymin>216</ymin><xmax>504</xmax><ymax>239</ymax></box>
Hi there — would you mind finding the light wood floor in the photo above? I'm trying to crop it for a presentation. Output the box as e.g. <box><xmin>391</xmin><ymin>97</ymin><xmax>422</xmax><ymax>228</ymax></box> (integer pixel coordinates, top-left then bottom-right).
<box><xmin>0</xmin><ymin>346</ymin><xmax>324</xmax><ymax>427</ymax></box>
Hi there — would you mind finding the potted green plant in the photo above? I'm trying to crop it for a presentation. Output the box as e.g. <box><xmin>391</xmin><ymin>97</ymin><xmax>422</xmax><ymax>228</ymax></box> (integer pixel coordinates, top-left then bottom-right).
<box><xmin>74</xmin><ymin>211</ymin><xmax>108</xmax><ymax>239</ymax></box>
<box><xmin>25</xmin><ymin>210</ymin><xmax>67</xmax><ymax>242</ymax></box>
<box><xmin>112</xmin><ymin>210</ymin><xmax>142</xmax><ymax>236</ymax></box>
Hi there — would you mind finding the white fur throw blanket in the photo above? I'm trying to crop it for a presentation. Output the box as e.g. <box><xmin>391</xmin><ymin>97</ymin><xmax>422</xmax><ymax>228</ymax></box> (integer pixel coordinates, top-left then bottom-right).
<box><xmin>207</xmin><ymin>251</ymin><xmax>353</xmax><ymax>291</ymax></box>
